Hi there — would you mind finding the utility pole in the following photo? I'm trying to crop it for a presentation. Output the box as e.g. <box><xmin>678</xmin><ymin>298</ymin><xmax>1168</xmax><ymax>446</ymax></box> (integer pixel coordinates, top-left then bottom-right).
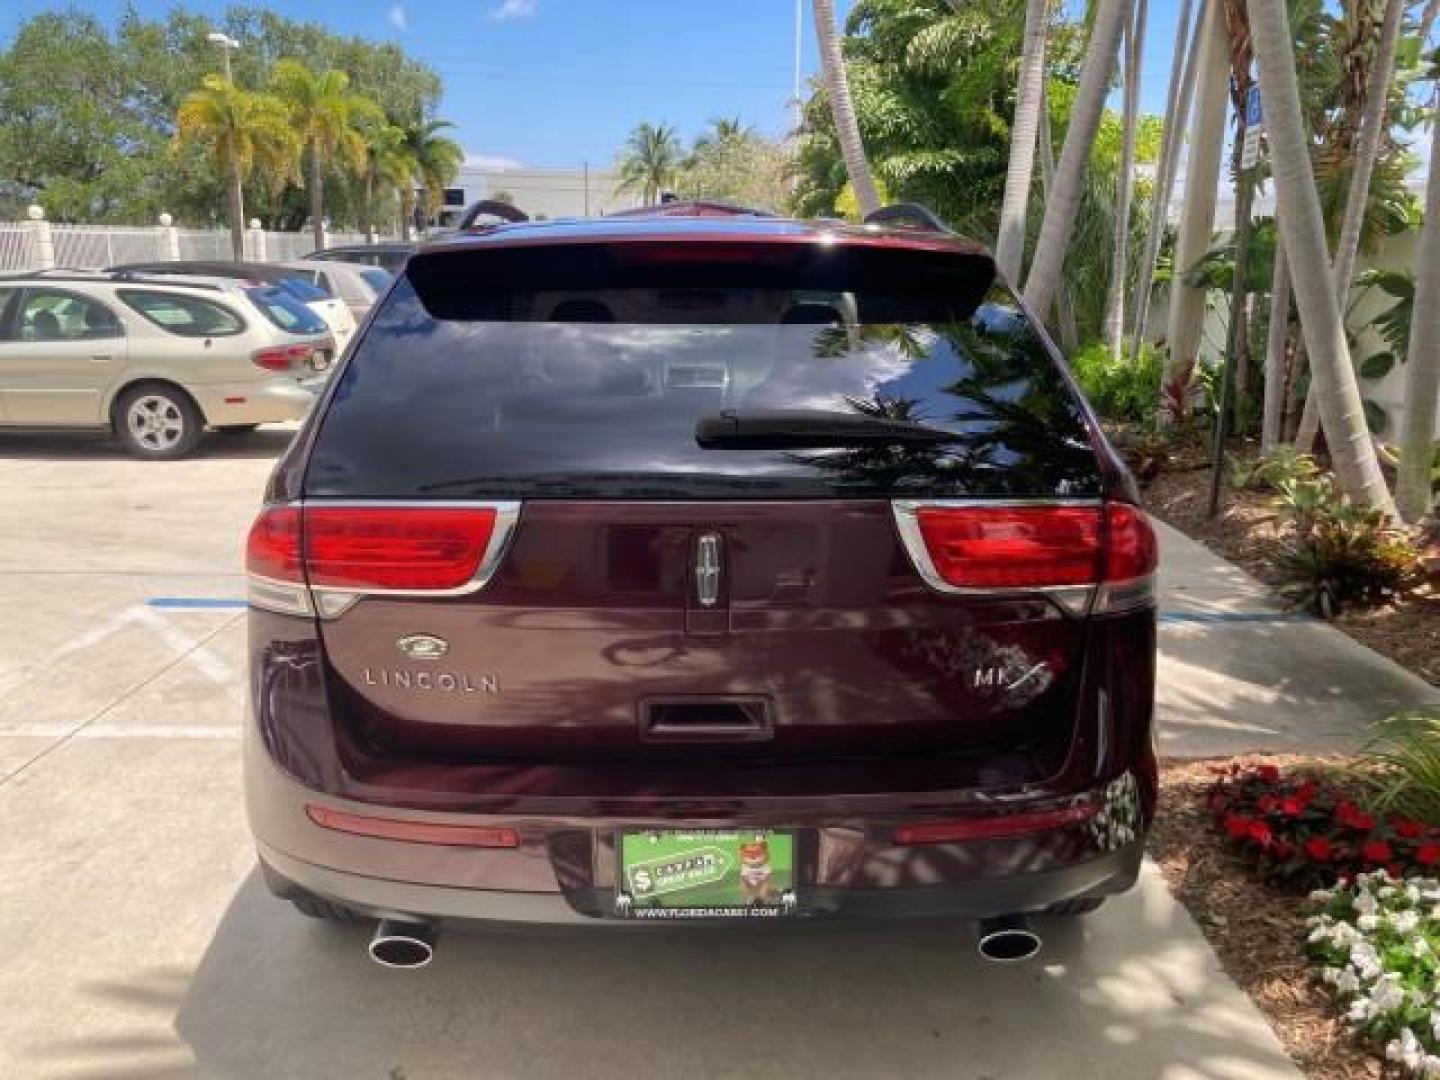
<box><xmin>791</xmin><ymin>0</ymin><xmax>803</xmax><ymax>132</ymax></box>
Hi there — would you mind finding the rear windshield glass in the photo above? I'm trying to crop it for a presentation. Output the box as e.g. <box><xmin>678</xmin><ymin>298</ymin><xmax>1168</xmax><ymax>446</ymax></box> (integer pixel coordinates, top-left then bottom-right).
<box><xmin>306</xmin><ymin>246</ymin><xmax>1101</xmax><ymax>500</ymax></box>
<box><xmin>276</xmin><ymin>276</ymin><xmax>331</xmax><ymax>301</ymax></box>
<box><xmin>245</xmin><ymin>286</ymin><xmax>327</xmax><ymax>335</ymax></box>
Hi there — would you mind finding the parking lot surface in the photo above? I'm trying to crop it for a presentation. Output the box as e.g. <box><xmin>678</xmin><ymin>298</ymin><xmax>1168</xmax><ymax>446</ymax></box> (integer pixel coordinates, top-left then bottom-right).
<box><xmin>8</xmin><ymin>427</ymin><xmax>1432</xmax><ymax>1079</ymax></box>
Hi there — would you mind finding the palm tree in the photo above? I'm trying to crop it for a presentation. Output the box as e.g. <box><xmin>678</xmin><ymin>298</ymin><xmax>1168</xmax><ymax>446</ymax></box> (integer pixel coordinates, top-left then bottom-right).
<box><xmin>993</xmin><ymin>0</ymin><xmax>1049</xmax><ymax>284</ymax></box>
<box><xmin>174</xmin><ymin>75</ymin><xmax>298</xmax><ymax>260</ymax></box>
<box><xmin>1164</xmin><ymin>0</ymin><xmax>1228</xmax><ymax>413</ymax></box>
<box><xmin>1021</xmin><ymin>0</ymin><xmax>1127</xmax><ymax>315</ymax></box>
<box><xmin>270</xmin><ymin>60</ymin><xmax>381</xmax><ymax>250</ymax></box>
<box><xmin>401</xmin><ymin>119</ymin><xmax>464</xmax><ymax>232</ymax></box>
<box><xmin>359</xmin><ymin>121</ymin><xmax>414</xmax><ymax>243</ymax></box>
<box><xmin>1129</xmin><ymin>0</ymin><xmax>1199</xmax><ymax>365</ymax></box>
<box><xmin>693</xmin><ymin>117</ymin><xmax>751</xmax><ymax>157</ymax></box>
<box><xmin>812</xmin><ymin>0</ymin><xmax>880</xmax><ymax>217</ymax></box>
<box><xmin>615</xmin><ymin>122</ymin><xmax>683</xmax><ymax>205</ymax></box>
<box><xmin>1102</xmin><ymin>0</ymin><xmax>1148</xmax><ymax>360</ymax></box>
<box><xmin>1248</xmin><ymin>0</ymin><xmax>1395</xmax><ymax>514</ymax></box>
<box><xmin>1261</xmin><ymin>235</ymin><xmax>1291</xmax><ymax>450</ymax></box>
<box><xmin>1397</xmin><ymin>114</ymin><xmax>1440</xmax><ymax>521</ymax></box>
<box><xmin>1293</xmin><ymin>0</ymin><xmax>1406</xmax><ymax>452</ymax></box>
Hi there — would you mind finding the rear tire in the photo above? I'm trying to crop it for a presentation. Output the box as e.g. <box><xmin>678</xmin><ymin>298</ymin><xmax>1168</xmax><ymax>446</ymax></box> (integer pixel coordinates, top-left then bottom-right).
<box><xmin>114</xmin><ymin>384</ymin><xmax>204</xmax><ymax>459</ymax></box>
<box><xmin>1044</xmin><ymin>896</ymin><xmax>1106</xmax><ymax>917</ymax></box>
<box><xmin>290</xmin><ymin>895</ymin><xmax>357</xmax><ymax>921</ymax></box>
<box><xmin>216</xmin><ymin>424</ymin><xmax>260</xmax><ymax>435</ymax></box>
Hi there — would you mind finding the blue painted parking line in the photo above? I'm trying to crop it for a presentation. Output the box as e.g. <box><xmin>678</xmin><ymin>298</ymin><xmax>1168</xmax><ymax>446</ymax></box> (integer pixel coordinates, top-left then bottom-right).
<box><xmin>1159</xmin><ymin>611</ymin><xmax>1312</xmax><ymax>624</ymax></box>
<box><xmin>145</xmin><ymin>597</ymin><xmax>248</xmax><ymax>610</ymax></box>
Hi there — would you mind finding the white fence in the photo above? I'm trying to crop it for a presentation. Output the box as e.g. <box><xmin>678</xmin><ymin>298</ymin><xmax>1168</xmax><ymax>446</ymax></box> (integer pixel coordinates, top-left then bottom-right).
<box><xmin>0</xmin><ymin>208</ymin><xmax>393</xmax><ymax>274</ymax></box>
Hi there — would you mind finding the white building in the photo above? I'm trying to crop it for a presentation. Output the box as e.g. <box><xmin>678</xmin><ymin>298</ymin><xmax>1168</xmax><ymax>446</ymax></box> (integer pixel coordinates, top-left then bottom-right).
<box><xmin>431</xmin><ymin>163</ymin><xmax>642</xmax><ymax>226</ymax></box>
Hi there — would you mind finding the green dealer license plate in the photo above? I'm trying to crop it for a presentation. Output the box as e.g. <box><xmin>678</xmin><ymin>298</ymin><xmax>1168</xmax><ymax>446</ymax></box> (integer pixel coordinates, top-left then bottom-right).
<box><xmin>617</xmin><ymin>830</ymin><xmax>797</xmax><ymax>919</ymax></box>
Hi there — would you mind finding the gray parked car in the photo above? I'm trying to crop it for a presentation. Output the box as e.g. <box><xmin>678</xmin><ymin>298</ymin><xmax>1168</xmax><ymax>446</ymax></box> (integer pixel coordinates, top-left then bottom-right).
<box><xmin>0</xmin><ymin>272</ymin><xmax>334</xmax><ymax>458</ymax></box>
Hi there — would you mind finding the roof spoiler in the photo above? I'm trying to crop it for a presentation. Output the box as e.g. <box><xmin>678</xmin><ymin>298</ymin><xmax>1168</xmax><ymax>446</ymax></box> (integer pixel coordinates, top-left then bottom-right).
<box><xmin>863</xmin><ymin>203</ymin><xmax>952</xmax><ymax>235</ymax></box>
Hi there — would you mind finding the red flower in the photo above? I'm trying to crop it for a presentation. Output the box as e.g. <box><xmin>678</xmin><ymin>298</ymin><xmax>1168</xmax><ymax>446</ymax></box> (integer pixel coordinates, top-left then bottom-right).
<box><xmin>1303</xmin><ymin>836</ymin><xmax>1334</xmax><ymax>862</ymax></box>
<box><xmin>1224</xmin><ymin>814</ymin><xmax>1255</xmax><ymax>841</ymax></box>
<box><xmin>1394</xmin><ymin>819</ymin><xmax>1425</xmax><ymax>839</ymax></box>
<box><xmin>1335</xmin><ymin>802</ymin><xmax>1375</xmax><ymax>831</ymax></box>
<box><xmin>1416</xmin><ymin>843</ymin><xmax>1440</xmax><ymax>866</ymax></box>
<box><xmin>1296</xmin><ymin>780</ymin><xmax>1318</xmax><ymax>801</ymax></box>
<box><xmin>1280</xmin><ymin>797</ymin><xmax>1305</xmax><ymax>818</ymax></box>
<box><xmin>1249</xmin><ymin>821</ymin><xmax>1274</xmax><ymax>847</ymax></box>
<box><xmin>1362</xmin><ymin>840</ymin><xmax>1394</xmax><ymax>864</ymax></box>
<box><xmin>1256</xmin><ymin>764</ymin><xmax>1281</xmax><ymax>783</ymax></box>
<box><xmin>1257</xmin><ymin>794</ymin><xmax>1279</xmax><ymax>815</ymax></box>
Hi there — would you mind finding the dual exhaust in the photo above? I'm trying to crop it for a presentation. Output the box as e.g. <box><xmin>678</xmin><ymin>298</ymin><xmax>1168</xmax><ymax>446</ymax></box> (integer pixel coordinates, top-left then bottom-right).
<box><xmin>364</xmin><ymin>914</ymin><xmax>1041</xmax><ymax>969</ymax></box>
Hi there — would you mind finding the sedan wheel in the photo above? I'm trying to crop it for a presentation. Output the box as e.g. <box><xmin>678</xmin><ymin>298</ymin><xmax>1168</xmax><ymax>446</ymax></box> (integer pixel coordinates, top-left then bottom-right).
<box><xmin>116</xmin><ymin>387</ymin><xmax>203</xmax><ymax>459</ymax></box>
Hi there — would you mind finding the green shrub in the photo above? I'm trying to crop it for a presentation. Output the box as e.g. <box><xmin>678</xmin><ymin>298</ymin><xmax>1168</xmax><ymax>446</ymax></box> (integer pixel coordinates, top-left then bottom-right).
<box><xmin>1273</xmin><ymin>476</ymin><xmax>1421</xmax><ymax>616</ymax></box>
<box><xmin>1362</xmin><ymin>711</ymin><xmax>1440</xmax><ymax>823</ymax></box>
<box><xmin>1230</xmin><ymin>445</ymin><xmax>1321</xmax><ymax>492</ymax></box>
<box><xmin>1069</xmin><ymin>341</ymin><xmax>1163</xmax><ymax>427</ymax></box>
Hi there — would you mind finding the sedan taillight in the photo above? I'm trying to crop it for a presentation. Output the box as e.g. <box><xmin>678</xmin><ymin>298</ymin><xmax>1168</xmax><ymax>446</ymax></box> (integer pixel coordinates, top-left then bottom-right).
<box><xmin>251</xmin><ymin>344</ymin><xmax>314</xmax><ymax>372</ymax></box>
<box><xmin>245</xmin><ymin>503</ymin><xmax>518</xmax><ymax>617</ymax></box>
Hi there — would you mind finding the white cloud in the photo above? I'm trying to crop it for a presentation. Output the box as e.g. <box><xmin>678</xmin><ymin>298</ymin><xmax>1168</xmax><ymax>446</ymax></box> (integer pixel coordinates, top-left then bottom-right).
<box><xmin>488</xmin><ymin>0</ymin><xmax>537</xmax><ymax>20</ymax></box>
<box><xmin>464</xmin><ymin>152</ymin><xmax>524</xmax><ymax>170</ymax></box>
<box><xmin>387</xmin><ymin>3</ymin><xmax>407</xmax><ymax>30</ymax></box>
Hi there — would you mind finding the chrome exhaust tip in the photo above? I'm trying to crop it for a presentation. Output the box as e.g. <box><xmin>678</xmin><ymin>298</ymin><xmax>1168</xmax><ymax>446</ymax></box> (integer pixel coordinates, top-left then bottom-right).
<box><xmin>976</xmin><ymin>914</ymin><xmax>1042</xmax><ymax>963</ymax></box>
<box><xmin>368</xmin><ymin>919</ymin><xmax>435</xmax><ymax>970</ymax></box>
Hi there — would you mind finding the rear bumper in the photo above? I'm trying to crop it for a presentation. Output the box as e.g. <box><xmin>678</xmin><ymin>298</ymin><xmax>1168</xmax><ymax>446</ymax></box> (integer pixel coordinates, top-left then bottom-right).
<box><xmin>190</xmin><ymin>380</ymin><xmax>318</xmax><ymax>426</ymax></box>
<box><xmin>259</xmin><ymin>840</ymin><xmax>1143</xmax><ymax>927</ymax></box>
<box><xmin>246</xmin><ymin>720</ymin><xmax>1148</xmax><ymax>926</ymax></box>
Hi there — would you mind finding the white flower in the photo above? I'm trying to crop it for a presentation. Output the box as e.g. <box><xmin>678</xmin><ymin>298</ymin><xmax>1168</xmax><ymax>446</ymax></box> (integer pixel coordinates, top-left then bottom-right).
<box><xmin>1359</xmin><ymin>914</ymin><xmax>1381</xmax><ymax>931</ymax></box>
<box><xmin>1348</xmin><ymin>997</ymin><xmax>1374</xmax><ymax>1022</ymax></box>
<box><xmin>1355</xmin><ymin>890</ymin><xmax>1380</xmax><ymax>917</ymax></box>
<box><xmin>1337</xmin><ymin>969</ymin><xmax>1361</xmax><ymax>995</ymax></box>
<box><xmin>1393</xmin><ymin>910</ymin><xmax>1421</xmax><ymax>934</ymax></box>
<box><xmin>1387</xmin><ymin>1027</ymin><xmax>1425</xmax><ymax>1069</ymax></box>
<box><xmin>1373</xmin><ymin>976</ymin><xmax>1407</xmax><ymax>1013</ymax></box>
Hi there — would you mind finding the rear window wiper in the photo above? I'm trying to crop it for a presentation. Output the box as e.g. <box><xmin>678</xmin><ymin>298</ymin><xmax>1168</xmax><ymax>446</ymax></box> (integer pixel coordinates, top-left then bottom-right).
<box><xmin>695</xmin><ymin>409</ymin><xmax>962</xmax><ymax>449</ymax></box>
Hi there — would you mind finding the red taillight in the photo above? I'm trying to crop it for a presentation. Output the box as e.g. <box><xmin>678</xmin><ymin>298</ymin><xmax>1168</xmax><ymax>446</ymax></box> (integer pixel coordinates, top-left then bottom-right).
<box><xmin>912</xmin><ymin>505</ymin><xmax>1103</xmax><ymax>588</ymax></box>
<box><xmin>1104</xmin><ymin>503</ymin><xmax>1158</xmax><ymax>581</ymax></box>
<box><xmin>251</xmin><ymin>343</ymin><xmax>313</xmax><ymax>371</ymax></box>
<box><xmin>303</xmin><ymin>506</ymin><xmax>497</xmax><ymax>590</ymax></box>
<box><xmin>306</xmin><ymin>804</ymin><xmax>520</xmax><ymax>848</ymax></box>
<box><xmin>246</xmin><ymin>506</ymin><xmax>303</xmax><ymax>581</ymax></box>
<box><xmin>893</xmin><ymin>802</ymin><xmax>1098</xmax><ymax>845</ymax></box>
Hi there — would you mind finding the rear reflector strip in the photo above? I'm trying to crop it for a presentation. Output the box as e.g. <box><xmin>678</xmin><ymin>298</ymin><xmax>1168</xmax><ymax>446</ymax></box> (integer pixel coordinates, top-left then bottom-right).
<box><xmin>892</xmin><ymin>801</ymin><xmax>1098</xmax><ymax>845</ymax></box>
<box><xmin>306</xmin><ymin>804</ymin><xmax>521</xmax><ymax>848</ymax></box>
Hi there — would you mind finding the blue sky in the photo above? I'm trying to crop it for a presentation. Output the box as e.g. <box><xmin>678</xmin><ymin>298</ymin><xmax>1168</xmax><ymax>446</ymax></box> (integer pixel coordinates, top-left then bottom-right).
<box><xmin>3</xmin><ymin>0</ymin><xmax>1185</xmax><ymax>170</ymax></box>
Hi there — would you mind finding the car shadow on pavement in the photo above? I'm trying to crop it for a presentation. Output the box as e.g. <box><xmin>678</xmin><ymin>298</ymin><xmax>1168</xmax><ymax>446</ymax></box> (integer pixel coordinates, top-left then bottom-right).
<box><xmin>43</xmin><ymin>865</ymin><xmax>1299</xmax><ymax>1080</ymax></box>
<box><xmin>0</xmin><ymin>428</ymin><xmax>296</xmax><ymax>461</ymax></box>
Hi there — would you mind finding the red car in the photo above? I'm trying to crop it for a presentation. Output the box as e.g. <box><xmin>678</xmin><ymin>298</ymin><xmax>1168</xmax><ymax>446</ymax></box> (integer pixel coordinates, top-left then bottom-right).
<box><xmin>244</xmin><ymin>202</ymin><xmax>1157</xmax><ymax>967</ymax></box>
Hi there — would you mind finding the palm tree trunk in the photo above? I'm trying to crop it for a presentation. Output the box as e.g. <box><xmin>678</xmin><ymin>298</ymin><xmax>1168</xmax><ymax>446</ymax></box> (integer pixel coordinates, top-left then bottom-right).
<box><xmin>1248</xmin><ymin>0</ymin><xmax>1395</xmax><ymax>514</ymax></box>
<box><xmin>362</xmin><ymin>163</ymin><xmax>376</xmax><ymax>245</ymax></box>
<box><xmin>1129</xmin><ymin>0</ymin><xmax>1202</xmax><ymax>364</ymax></box>
<box><xmin>994</xmin><ymin>0</ymin><xmax>1049</xmax><ymax>284</ymax></box>
<box><xmin>226</xmin><ymin>137</ymin><xmax>246</xmax><ymax>262</ymax></box>
<box><xmin>1262</xmin><ymin>231</ymin><xmax>1291</xmax><ymax>450</ymax></box>
<box><xmin>1102</xmin><ymin>0</ymin><xmax>1147</xmax><ymax>359</ymax></box>
<box><xmin>1037</xmin><ymin>88</ymin><xmax>1079</xmax><ymax>352</ymax></box>
<box><xmin>1164</xmin><ymin>0</ymin><xmax>1229</xmax><ymax>413</ymax></box>
<box><xmin>1293</xmin><ymin>0</ymin><xmax>1405</xmax><ymax>452</ymax></box>
<box><xmin>309</xmin><ymin>142</ymin><xmax>325</xmax><ymax>252</ymax></box>
<box><xmin>813</xmin><ymin>0</ymin><xmax>880</xmax><ymax>217</ymax></box>
<box><xmin>1022</xmin><ymin>0</ymin><xmax>1128</xmax><ymax>315</ymax></box>
<box><xmin>399</xmin><ymin>185</ymin><xmax>416</xmax><ymax>241</ymax></box>
<box><xmin>1397</xmin><ymin>116</ymin><xmax>1440</xmax><ymax>521</ymax></box>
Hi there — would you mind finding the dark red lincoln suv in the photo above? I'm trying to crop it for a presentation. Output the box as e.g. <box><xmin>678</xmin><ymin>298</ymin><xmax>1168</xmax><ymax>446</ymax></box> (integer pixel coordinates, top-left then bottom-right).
<box><xmin>244</xmin><ymin>203</ymin><xmax>1157</xmax><ymax>967</ymax></box>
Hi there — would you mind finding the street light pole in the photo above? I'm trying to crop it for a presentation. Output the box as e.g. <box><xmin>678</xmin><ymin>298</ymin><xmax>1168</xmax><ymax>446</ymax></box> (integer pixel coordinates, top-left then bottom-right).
<box><xmin>207</xmin><ymin>31</ymin><xmax>245</xmax><ymax>261</ymax></box>
<box><xmin>206</xmin><ymin>32</ymin><xmax>240</xmax><ymax>83</ymax></box>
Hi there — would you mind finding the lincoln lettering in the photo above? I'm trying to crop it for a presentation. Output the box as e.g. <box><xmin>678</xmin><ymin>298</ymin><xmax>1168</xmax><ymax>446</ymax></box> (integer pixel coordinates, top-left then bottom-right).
<box><xmin>362</xmin><ymin>668</ymin><xmax>499</xmax><ymax>693</ymax></box>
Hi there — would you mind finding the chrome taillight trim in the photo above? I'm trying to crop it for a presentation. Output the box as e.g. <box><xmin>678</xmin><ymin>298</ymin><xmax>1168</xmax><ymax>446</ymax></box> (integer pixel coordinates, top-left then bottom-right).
<box><xmin>244</xmin><ymin>500</ymin><xmax>522</xmax><ymax>620</ymax></box>
<box><xmin>247</xmin><ymin>573</ymin><xmax>314</xmax><ymax>617</ymax></box>
<box><xmin>1093</xmin><ymin>573</ymin><xmax>1156</xmax><ymax>615</ymax></box>
<box><xmin>890</xmin><ymin>498</ymin><xmax>1104</xmax><ymax>616</ymax></box>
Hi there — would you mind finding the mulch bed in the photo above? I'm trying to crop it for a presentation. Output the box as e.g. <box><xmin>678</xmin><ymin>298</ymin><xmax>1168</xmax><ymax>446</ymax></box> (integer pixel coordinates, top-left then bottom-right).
<box><xmin>1153</xmin><ymin>757</ymin><xmax>1382</xmax><ymax>1079</ymax></box>
<box><xmin>1138</xmin><ymin>441</ymin><xmax>1440</xmax><ymax>689</ymax></box>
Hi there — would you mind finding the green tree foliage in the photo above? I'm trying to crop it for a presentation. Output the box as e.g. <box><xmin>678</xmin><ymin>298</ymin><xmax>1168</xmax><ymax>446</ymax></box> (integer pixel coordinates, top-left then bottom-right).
<box><xmin>674</xmin><ymin>119</ymin><xmax>794</xmax><ymax>211</ymax></box>
<box><xmin>615</xmin><ymin>122</ymin><xmax>684</xmax><ymax>205</ymax></box>
<box><xmin>0</xmin><ymin>6</ymin><xmax>445</xmax><ymax>226</ymax></box>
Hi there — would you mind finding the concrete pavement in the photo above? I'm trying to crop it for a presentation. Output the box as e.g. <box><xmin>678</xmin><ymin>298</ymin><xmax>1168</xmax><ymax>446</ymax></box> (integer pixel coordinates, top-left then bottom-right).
<box><xmin>3</xmin><ymin>428</ymin><xmax>1428</xmax><ymax>1079</ymax></box>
